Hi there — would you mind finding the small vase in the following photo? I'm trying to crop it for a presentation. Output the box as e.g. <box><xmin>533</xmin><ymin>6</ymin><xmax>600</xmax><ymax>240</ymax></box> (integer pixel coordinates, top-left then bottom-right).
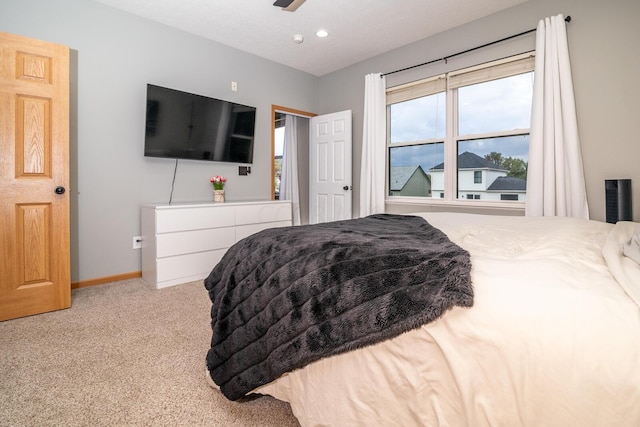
<box><xmin>213</xmin><ymin>189</ymin><xmax>225</xmax><ymax>202</ymax></box>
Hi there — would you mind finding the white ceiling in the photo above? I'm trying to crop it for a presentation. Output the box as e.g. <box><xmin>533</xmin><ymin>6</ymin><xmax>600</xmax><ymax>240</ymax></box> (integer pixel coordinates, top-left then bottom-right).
<box><xmin>92</xmin><ymin>0</ymin><xmax>528</xmax><ymax>77</ymax></box>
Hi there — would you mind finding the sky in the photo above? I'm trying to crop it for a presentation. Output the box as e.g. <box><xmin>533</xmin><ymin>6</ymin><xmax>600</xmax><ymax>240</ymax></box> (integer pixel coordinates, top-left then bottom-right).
<box><xmin>275</xmin><ymin>126</ymin><xmax>284</xmax><ymax>156</ymax></box>
<box><xmin>274</xmin><ymin>72</ymin><xmax>533</xmax><ymax>174</ymax></box>
<box><xmin>390</xmin><ymin>72</ymin><xmax>533</xmax><ymax>171</ymax></box>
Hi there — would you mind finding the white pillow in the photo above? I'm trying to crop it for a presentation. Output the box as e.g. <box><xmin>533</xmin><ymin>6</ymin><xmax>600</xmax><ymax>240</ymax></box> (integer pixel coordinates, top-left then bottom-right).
<box><xmin>623</xmin><ymin>226</ymin><xmax>640</xmax><ymax>264</ymax></box>
<box><xmin>603</xmin><ymin>221</ymin><xmax>640</xmax><ymax>308</ymax></box>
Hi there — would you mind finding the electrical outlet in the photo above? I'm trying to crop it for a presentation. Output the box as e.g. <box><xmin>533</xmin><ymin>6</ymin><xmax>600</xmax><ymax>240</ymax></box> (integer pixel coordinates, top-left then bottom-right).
<box><xmin>132</xmin><ymin>236</ymin><xmax>142</xmax><ymax>249</ymax></box>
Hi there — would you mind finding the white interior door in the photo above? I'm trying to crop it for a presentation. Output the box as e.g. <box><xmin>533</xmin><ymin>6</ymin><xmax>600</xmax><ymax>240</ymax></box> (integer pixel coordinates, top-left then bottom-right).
<box><xmin>309</xmin><ymin>110</ymin><xmax>352</xmax><ymax>224</ymax></box>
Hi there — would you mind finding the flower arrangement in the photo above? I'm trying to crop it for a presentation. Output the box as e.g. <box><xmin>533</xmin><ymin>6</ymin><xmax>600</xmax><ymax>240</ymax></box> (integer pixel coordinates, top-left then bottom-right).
<box><xmin>210</xmin><ymin>175</ymin><xmax>227</xmax><ymax>190</ymax></box>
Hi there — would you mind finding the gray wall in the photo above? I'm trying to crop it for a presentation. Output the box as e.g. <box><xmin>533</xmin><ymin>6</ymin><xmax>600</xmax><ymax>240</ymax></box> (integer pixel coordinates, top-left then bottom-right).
<box><xmin>318</xmin><ymin>0</ymin><xmax>640</xmax><ymax>222</ymax></box>
<box><xmin>1</xmin><ymin>0</ymin><xmax>318</xmax><ymax>282</ymax></box>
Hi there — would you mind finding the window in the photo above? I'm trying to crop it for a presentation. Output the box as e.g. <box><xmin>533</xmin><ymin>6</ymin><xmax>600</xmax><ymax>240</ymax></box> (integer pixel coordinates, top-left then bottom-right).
<box><xmin>273</xmin><ymin>112</ymin><xmax>285</xmax><ymax>199</ymax></box>
<box><xmin>388</xmin><ymin>76</ymin><xmax>445</xmax><ymax>198</ymax></box>
<box><xmin>386</xmin><ymin>53</ymin><xmax>534</xmax><ymax>204</ymax></box>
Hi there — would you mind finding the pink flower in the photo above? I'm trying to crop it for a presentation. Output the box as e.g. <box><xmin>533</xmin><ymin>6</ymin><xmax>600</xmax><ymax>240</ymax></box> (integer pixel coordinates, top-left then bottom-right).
<box><xmin>210</xmin><ymin>175</ymin><xmax>227</xmax><ymax>190</ymax></box>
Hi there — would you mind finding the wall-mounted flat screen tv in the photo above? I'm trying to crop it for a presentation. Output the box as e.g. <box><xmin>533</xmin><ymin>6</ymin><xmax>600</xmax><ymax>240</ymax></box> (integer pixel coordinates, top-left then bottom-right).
<box><xmin>144</xmin><ymin>84</ymin><xmax>256</xmax><ymax>164</ymax></box>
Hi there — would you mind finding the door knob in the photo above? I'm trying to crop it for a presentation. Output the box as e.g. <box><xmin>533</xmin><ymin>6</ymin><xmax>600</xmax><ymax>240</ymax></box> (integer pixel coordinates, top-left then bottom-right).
<box><xmin>343</xmin><ymin>185</ymin><xmax>352</xmax><ymax>191</ymax></box>
<box><xmin>54</xmin><ymin>186</ymin><xmax>66</xmax><ymax>195</ymax></box>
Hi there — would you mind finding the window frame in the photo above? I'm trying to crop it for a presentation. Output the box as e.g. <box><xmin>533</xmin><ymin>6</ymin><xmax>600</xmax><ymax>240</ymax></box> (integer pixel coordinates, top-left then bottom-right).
<box><xmin>385</xmin><ymin>52</ymin><xmax>535</xmax><ymax>211</ymax></box>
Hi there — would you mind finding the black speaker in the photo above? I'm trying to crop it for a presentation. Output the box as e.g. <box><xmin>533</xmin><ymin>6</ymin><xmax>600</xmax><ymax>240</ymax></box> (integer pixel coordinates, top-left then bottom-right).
<box><xmin>605</xmin><ymin>179</ymin><xmax>632</xmax><ymax>223</ymax></box>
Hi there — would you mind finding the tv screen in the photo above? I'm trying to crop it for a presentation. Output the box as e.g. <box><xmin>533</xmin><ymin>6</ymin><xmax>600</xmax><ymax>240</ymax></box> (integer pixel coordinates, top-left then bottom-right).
<box><xmin>144</xmin><ymin>84</ymin><xmax>256</xmax><ymax>163</ymax></box>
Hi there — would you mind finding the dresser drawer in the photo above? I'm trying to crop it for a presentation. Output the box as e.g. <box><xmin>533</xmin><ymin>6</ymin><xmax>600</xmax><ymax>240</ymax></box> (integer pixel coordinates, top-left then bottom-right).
<box><xmin>235</xmin><ymin>202</ymin><xmax>292</xmax><ymax>225</ymax></box>
<box><xmin>156</xmin><ymin>249</ymin><xmax>227</xmax><ymax>286</ymax></box>
<box><xmin>156</xmin><ymin>227</ymin><xmax>235</xmax><ymax>258</ymax></box>
<box><xmin>156</xmin><ymin>206</ymin><xmax>235</xmax><ymax>233</ymax></box>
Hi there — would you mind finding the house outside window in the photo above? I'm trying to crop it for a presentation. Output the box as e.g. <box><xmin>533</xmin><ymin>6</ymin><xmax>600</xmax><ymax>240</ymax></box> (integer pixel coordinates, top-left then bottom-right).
<box><xmin>386</xmin><ymin>53</ymin><xmax>534</xmax><ymax>204</ymax></box>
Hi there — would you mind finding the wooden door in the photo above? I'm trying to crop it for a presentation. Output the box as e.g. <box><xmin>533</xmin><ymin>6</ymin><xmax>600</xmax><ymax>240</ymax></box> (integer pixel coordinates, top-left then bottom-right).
<box><xmin>0</xmin><ymin>32</ymin><xmax>70</xmax><ymax>321</ymax></box>
<box><xmin>309</xmin><ymin>110</ymin><xmax>352</xmax><ymax>224</ymax></box>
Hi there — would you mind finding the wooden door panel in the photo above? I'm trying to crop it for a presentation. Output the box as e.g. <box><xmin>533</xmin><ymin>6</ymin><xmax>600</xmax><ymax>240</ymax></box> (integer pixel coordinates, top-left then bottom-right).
<box><xmin>18</xmin><ymin>203</ymin><xmax>51</xmax><ymax>283</ymax></box>
<box><xmin>16</xmin><ymin>51</ymin><xmax>53</xmax><ymax>83</ymax></box>
<box><xmin>17</xmin><ymin>95</ymin><xmax>52</xmax><ymax>177</ymax></box>
<box><xmin>0</xmin><ymin>32</ymin><xmax>70</xmax><ymax>322</ymax></box>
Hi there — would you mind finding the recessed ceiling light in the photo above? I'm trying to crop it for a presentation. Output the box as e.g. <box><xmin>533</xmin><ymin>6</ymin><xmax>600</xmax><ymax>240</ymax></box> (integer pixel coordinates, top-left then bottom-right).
<box><xmin>293</xmin><ymin>34</ymin><xmax>304</xmax><ymax>44</ymax></box>
<box><xmin>316</xmin><ymin>30</ymin><xmax>329</xmax><ymax>38</ymax></box>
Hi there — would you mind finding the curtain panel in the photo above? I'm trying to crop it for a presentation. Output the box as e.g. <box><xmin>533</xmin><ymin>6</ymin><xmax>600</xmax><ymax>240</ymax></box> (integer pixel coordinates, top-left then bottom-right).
<box><xmin>281</xmin><ymin>114</ymin><xmax>301</xmax><ymax>225</ymax></box>
<box><xmin>360</xmin><ymin>73</ymin><xmax>387</xmax><ymax>217</ymax></box>
<box><xmin>526</xmin><ymin>14</ymin><xmax>589</xmax><ymax>218</ymax></box>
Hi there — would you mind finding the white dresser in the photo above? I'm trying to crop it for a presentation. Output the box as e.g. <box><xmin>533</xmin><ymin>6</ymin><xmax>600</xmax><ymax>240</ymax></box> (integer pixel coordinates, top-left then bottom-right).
<box><xmin>141</xmin><ymin>200</ymin><xmax>292</xmax><ymax>289</ymax></box>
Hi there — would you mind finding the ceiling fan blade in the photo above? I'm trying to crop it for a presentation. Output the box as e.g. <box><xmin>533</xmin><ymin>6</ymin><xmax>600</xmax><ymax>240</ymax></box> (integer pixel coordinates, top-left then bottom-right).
<box><xmin>273</xmin><ymin>0</ymin><xmax>294</xmax><ymax>7</ymax></box>
<box><xmin>273</xmin><ymin>0</ymin><xmax>306</xmax><ymax>12</ymax></box>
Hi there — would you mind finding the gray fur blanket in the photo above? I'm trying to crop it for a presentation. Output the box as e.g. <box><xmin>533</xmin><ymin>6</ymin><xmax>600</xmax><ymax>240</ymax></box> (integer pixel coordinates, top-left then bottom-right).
<box><xmin>205</xmin><ymin>214</ymin><xmax>473</xmax><ymax>401</ymax></box>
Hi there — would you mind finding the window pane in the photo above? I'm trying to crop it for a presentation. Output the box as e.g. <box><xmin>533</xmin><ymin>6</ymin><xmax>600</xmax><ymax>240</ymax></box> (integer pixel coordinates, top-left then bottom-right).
<box><xmin>389</xmin><ymin>143</ymin><xmax>444</xmax><ymax>198</ymax></box>
<box><xmin>274</xmin><ymin>126</ymin><xmax>284</xmax><ymax>198</ymax></box>
<box><xmin>458</xmin><ymin>72</ymin><xmax>533</xmax><ymax>136</ymax></box>
<box><xmin>457</xmin><ymin>135</ymin><xmax>528</xmax><ymax>202</ymax></box>
<box><xmin>390</xmin><ymin>92</ymin><xmax>446</xmax><ymax>143</ymax></box>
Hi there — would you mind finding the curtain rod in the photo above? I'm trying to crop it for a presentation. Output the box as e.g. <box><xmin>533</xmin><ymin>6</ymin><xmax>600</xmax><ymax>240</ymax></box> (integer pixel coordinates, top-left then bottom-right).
<box><xmin>382</xmin><ymin>15</ymin><xmax>571</xmax><ymax>77</ymax></box>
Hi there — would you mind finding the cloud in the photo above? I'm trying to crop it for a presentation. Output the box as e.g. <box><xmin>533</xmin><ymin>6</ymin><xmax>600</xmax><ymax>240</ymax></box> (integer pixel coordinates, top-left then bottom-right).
<box><xmin>390</xmin><ymin>93</ymin><xmax>446</xmax><ymax>142</ymax></box>
<box><xmin>458</xmin><ymin>72</ymin><xmax>534</xmax><ymax>135</ymax></box>
<box><xmin>459</xmin><ymin>135</ymin><xmax>529</xmax><ymax>160</ymax></box>
<box><xmin>390</xmin><ymin>143</ymin><xmax>444</xmax><ymax>171</ymax></box>
<box><xmin>389</xmin><ymin>71</ymin><xmax>533</xmax><ymax>167</ymax></box>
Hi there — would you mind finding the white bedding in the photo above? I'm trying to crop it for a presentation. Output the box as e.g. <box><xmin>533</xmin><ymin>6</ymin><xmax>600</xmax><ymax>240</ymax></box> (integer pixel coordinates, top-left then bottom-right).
<box><xmin>254</xmin><ymin>213</ymin><xmax>640</xmax><ymax>427</ymax></box>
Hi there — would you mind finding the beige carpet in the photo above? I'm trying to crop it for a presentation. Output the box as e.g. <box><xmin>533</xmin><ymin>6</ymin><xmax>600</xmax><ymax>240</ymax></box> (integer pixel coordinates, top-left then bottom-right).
<box><xmin>0</xmin><ymin>278</ymin><xmax>300</xmax><ymax>426</ymax></box>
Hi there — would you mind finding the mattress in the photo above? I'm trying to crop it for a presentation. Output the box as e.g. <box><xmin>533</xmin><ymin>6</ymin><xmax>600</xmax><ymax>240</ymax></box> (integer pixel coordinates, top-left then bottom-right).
<box><xmin>252</xmin><ymin>213</ymin><xmax>640</xmax><ymax>426</ymax></box>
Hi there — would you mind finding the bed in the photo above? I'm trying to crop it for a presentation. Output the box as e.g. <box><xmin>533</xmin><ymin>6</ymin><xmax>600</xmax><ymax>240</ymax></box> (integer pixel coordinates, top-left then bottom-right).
<box><xmin>205</xmin><ymin>212</ymin><xmax>640</xmax><ymax>427</ymax></box>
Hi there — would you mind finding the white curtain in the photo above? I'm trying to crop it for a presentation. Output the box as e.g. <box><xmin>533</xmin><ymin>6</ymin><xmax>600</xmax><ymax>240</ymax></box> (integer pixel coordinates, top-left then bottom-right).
<box><xmin>526</xmin><ymin>14</ymin><xmax>589</xmax><ymax>218</ymax></box>
<box><xmin>359</xmin><ymin>73</ymin><xmax>387</xmax><ymax>217</ymax></box>
<box><xmin>281</xmin><ymin>114</ymin><xmax>301</xmax><ymax>225</ymax></box>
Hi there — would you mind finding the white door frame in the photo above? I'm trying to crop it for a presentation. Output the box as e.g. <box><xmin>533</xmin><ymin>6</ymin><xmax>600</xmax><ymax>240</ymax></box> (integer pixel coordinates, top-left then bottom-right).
<box><xmin>271</xmin><ymin>105</ymin><xmax>316</xmax><ymax>223</ymax></box>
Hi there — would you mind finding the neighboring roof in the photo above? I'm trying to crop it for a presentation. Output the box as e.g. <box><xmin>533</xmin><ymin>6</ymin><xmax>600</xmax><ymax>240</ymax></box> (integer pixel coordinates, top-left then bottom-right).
<box><xmin>430</xmin><ymin>151</ymin><xmax>506</xmax><ymax>171</ymax></box>
<box><xmin>390</xmin><ymin>165</ymin><xmax>428</xmax><ymax>191</ymax></box>
<box><xmin>487</xmin><ymin>176</ymin><xmax>527</xmax><ymax>191</ymax></box>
